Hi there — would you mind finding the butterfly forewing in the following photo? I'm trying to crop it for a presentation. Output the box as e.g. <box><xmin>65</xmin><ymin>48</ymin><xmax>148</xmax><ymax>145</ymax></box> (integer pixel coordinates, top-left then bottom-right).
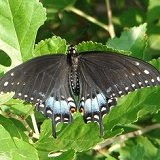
<box><xmin>0</xmin><ymin>54</ymin><xmax>76</xmax><ymax>137</ymax></box>
<box><xmin>79</xmin><ymin>52</ymin><xmax>160</xmax><ymax>96</ymax></box>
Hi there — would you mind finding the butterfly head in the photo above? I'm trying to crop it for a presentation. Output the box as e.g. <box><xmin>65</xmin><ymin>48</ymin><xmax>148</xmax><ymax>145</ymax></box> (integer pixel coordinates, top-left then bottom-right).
<box><xmin>67</xmin><ymin>45</ymin><xmax>77</xmax><ymax>56</ymax></box>
<box><xmin>67</xmin><ymin>45</ymin><xmax>79</xmax><ymax>70</ymax></box>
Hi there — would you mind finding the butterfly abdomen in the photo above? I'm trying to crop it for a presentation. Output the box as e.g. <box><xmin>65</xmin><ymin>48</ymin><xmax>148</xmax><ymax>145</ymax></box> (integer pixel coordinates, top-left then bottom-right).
<box><xmin>70</xmin><ymin>70</ymin><xmax>80</xmax><ymax>95</ymax></box>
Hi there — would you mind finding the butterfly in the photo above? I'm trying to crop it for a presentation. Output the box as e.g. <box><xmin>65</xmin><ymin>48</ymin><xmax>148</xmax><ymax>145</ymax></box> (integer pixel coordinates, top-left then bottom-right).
<box><xmin>0</xmin><ymin>45</ymin><xmax>160</xmax><ymax>138</ymax></box>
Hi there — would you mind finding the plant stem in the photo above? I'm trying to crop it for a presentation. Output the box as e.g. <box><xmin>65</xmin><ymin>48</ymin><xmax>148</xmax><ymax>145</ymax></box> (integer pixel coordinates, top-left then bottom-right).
<box><xmin>4</xmin><ymin>111</ymin><xmax>40</xmax><ymax>139</ymax></box>
<box><xmin>31</xmin><ymin>113</ymin><xmax>39</xmax><ymax>136</ymax></box>
<box><xmin>66</xmin><ymin>6</ymin><xmax>109</xmax><ymax>33</ymax></box>
<box><xmin>7</xmin><ymin>112</ymin><xmax>33</xmax><ymax>136</ymax></box>
<box><xmin>24</xmin><ymin>105</ymin><xmax>34</xmax><ymax>119</ymax></box>
<box><xmin>105</xmin><ymin>0</ymin><xmax>115</xmax><ymax>38</ymax></box>
<box><xmin>94</xmin><ymin>123</ymin><xmax>160</xmax><ymax>151</ymax></box>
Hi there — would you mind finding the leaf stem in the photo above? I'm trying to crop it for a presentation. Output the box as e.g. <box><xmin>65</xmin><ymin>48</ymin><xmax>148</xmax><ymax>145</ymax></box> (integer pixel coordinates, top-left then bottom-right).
<box><xmin>31</xmin><ymin>113</ymin><xmax>40</xmax><ymax>136</ymax></box>
<box><xmin>7</xmin><ymin>112</ymin><xmax>33</xmax><ymax>136</ymax></box>
<box><xmin>24</xmin><ymin>105</ymin><xmax>34</xmax><ymax>119</ymax></box>
<box><xmin>94</xmin><ymin>123</ymin><xmax>160</xmax><ymax>151</ymax></box>
<box><xmin>66</xmin><ymin>6</ymin><xmax>109</xmax><ymax>33</ymax></box>
<box><xmin>105</xmin><ymin>0</ymin><xmax>115</xmax><ymax>38</ymax></box>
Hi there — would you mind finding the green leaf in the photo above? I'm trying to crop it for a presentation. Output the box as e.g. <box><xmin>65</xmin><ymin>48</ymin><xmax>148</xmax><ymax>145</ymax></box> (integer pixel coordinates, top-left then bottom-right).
<box><xmin>54</xmin><ymin>149</ymin><xmax>75</xmax><ymax>160</ymax></box>
<box><xmin>121</xmin><ymin>144</ymin><xmax>145</xmax><ymax>160</ymax></box>
<box><xmin>106</xmin><ymin>155</ymin><xmax>117</xmax><ymax>160</ymax></box>
<box><xmin>42</xmin><ymin>0</ymin><xmax>76</xmax><ymax>10</ymax></box>
<box><xmin>147</xmin><ymin>0</ymin><xmax>160</xmax><ymax>23</ymax></box>
<box><xmin>104</xmin><ymin>87</ymin><xmax>160</xmax><ymax>136</ymax></box>
<box><xmin>0</xmin><ymin>92</ymin><xmax>14</xmax><ymax>105</ymax></box>
<box><xmin>154</xmin><ymin>149</ymin><xmax>160</xmax><ymax>160</ymax></box>
<box><xmin>33</xmin><ymin>36</ymin><xmax>67</xmax><ymax>56</ymax></box>
<box><xmin>12</xmin><ymin>138</ymin><xmax>39</xmax><ymax>160</ymax></box>
<box><xmin>147</xmin><ymin>34</ymin><xmax>160</xmax><ymax>58</ymax></box>
<box><xmin>77</xmin><ymin>41</ymin><xmax>110</xmax><ymax>52</ymax></box>
<box><xmin>0</xmin><ymin>0</ymin><xmax>46</xmax><ymax>70</ymax></box>
<box><xmin>106</xmin><ymin>23</ymin><xmax>147</xmax><ymax>59</ymax></box>
<box><xmin>120</xmin><ymin>8</ymin><xmax>145</xmax><ymax>27</ymax></box>
<box><xmin>76</xmin><ymin>150</ymin><xmax>97</xmax><ymax>160</ymax></box>
<box><xmin>36</xmin><ymin>150</ymin><xmax>51</xmax><ymax>160</ymax></box>
<box><xmin>5</xmin><ymin>99</ymin><xmax>34</xmax><ymax>116</ymax></box>
<box><xmin>0</xmin><ymin>50</ymin><xmax>11</xmax><ymax>67</ymax></box>
<box><xmin>0</xmin><ymin>115</ymin><xmax>28</xmax><ymax>142</ymax></box>
<box><xmin>0</xmin><ymin>124</ymin><xmax>38</xmax><ymax>160</ymax></box>
<box><xmin>35</xmin><ymin>117</ymin><xmax>102</xmax><ymax>152</ymax></box>
<box><xmin>147</xmin><ymin>1</ymin><xmax>160</xmax><ymax>58</ymax></box>
<box><xmin>149</xmin><ymin>58</ymin><xmax>160</xmax><ymax>71</ymax></box>
<box><xmin>0</xmin><ymin>125</ymin><xmax>16</xmax><ymax>158</ymax></box>
<box><xmin>77</xmin><ymin>41</ymin><xmax>130</xmax><ymax>55</ymax></box>
<box><xmin>119</xmin><ymin>136</ymin><xmax>158</xmax><ymax>160</ymax></box>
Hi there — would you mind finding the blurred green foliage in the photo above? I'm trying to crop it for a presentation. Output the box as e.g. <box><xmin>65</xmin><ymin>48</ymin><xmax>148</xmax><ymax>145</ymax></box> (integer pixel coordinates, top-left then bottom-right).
<box><xmin>0</xmin><ymin>0</ymin><xmax>160</xmax><ymax>160</ymax></box>
<box><xmin>38</xmin><ymin>0</ymin><xmax>160</xmax><ymax>58</ymax></box>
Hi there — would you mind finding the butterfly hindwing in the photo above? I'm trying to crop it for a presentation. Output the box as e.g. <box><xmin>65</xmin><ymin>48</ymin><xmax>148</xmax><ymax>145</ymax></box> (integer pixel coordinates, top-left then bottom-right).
<box><xmin>0</xmin><ymin>54</ymin><xmax>76</xmax><ymax>137</ymax></box>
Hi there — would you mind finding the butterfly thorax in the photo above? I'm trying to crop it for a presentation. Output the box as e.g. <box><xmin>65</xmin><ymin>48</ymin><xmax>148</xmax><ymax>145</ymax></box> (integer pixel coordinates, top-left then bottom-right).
<box><xmin>68</xmin><ymin>45</ymin><xmax>80</xmax><ymax>95</ymax></box>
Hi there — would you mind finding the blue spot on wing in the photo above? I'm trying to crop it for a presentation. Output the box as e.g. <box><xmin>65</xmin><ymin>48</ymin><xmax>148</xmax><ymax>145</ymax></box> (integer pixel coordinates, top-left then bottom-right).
<box><xmin>60</xmin><ymin>100</ymin><xmax>70</xmax><ymax>113</ymax></box>
<box><xmin>45</xmin><ymin>97</ymin><xmax>70</xmax><ymax>114</ymax></box>
<box><xmin>81</xmin><ymin>93</ymin><xmax>107</xmax><ymax>113</ymax></box>
<box><xmin>79</xmin><ymin>92</ymin><xmax>108</xmax><ymax>137</ymax></box>
<box><xmin>45</xmin><ymin>97</ymin><xmax>55</xmax><ymax>108</ymax></box>
<box><xmin>44</xmin><ymin>96</ymin><xmax>76</xmax><ymax>138</ymax></box>
<box><xmin>92</xmin><ymin>97</ymin><xmax>101</xmax><ymax>112</ymax></box>
<box><xmin>96</xmin><ymin>93</ymin><xmax>106</xmax><ymax>106</ymax></box>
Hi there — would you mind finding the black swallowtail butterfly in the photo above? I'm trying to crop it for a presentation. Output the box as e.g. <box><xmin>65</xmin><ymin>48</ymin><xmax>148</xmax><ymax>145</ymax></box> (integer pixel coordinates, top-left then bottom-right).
<box><xmin>0</xmin><ymin>45</ymin><xmax>160</xmax><ymax>137</ymax></box>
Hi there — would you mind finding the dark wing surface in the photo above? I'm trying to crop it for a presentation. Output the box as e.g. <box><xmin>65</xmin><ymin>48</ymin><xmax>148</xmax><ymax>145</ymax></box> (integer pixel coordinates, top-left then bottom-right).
<box><xmin>78</xmin><ymin>51</ymin><xmax>160</xmax><ymax>136</ymax></box>
<box><xmin>0</xmin><ymin>54</ymin><xmax>76</xmax><ymax>137</ymax></box>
